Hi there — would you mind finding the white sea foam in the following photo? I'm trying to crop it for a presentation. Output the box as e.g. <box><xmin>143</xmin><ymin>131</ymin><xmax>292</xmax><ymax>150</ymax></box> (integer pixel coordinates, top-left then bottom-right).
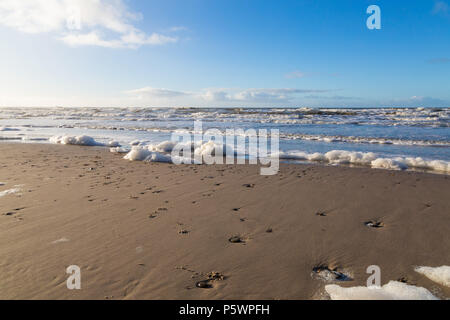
<box><xmin>44</xmin><ymin>132</ymin><xmax>450</xmax><ymax>174</ymax></box>
<box><xmin>119</xmin><ymin>140</ymin><xmax>450</xmax><ymax>174</ymax></box>
<box><xmin>123</xmin><ymin>146</ymin><xmax>172</xmax><ymax>163</ymax></box>
<box><xmin>21</xmin><ymin>137</ymin><xmax>48</xmax><ymax>141</ymax></box>
<box><xmin>50</xmin><ymin>135</ymin><xmax>120</xmax><ymax>148</ymax></box>
<box><xmin>108</xmin><ymin>140</ymin><xmax>120</xmax><ymax>147</ymax></box>
<box><xmin>152</xmin><ymin>141</ymin><xmax>178</xmax><ymax>153</ymax></box>
<box><xmin>123</xmin><ymin>146</ymin><xmax>153</xmax><ymax>161</ymax></box>
<box><xmin>50</xmin><ymin>135</ymin><xmax>101</xmax><ymax>146</ymax></box>
<box><xmin>122</xmin><ymin>140</ymin><xmax>235</xmax><ymax>164</ymax></box>
<box><xmin>193</xmin><ymin>141</ymin><xmax>234</xmax><ymax>158</ymax></box>
<box><xmin>325</xmin><ymin>281</ymin><xmax>439</xmax><ymax>300</ymax></box>
<box><xmin>0</xmin><ymin>187</ymin><xmax>22</xmax><ymax>198</ymax></box>
<box><xmin>277</xmin><ymin>150</ymin><xmax>450</xmax><ymax>173</ymax></box>
<box><xmin>110</xmin><ymin>147</ymin><xmax>130</xmax><ymax>153</ymax></box>
<box><xmin>415</xmin><ymin>266</ymin><xmax>450</xmax><ymax>287</ymax></box>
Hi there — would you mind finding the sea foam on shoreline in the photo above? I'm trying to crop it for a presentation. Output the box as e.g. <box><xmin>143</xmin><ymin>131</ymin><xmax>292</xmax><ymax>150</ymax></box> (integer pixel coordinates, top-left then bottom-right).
<box><xmin>277</xmin><ymin>150</ymin><xmax>450</xmax><ymax>174</ymax></box>
<box><xmin>415</xmin><ymin>266</ymin><xmax>450</xmax><ymax>287</ymax></box>
<box><xmin>325</xmin><ymin>265</ymin><xmax>450</xmax><ymax>300</ymax></box>
<box><xmin>50</xmin><ymin>135</ymin><xmax>120</xmax><ymax>148</ymax></box>
<box><xmin>47</xmin><ymin>135</ymin><xmax>450</xmax><ymax>174</ymax></box>
<box><xmin>325</xmin><ymin>281</ymin><xmax>439</xmax><ymax>300</ymax></box>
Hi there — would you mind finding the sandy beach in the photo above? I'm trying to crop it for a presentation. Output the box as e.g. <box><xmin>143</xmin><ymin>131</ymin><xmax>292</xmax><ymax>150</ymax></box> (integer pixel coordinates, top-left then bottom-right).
<box><xmin>0</xmin><ymin>142</ymin><xmax>448</xmax><ymax>299</ymax></box>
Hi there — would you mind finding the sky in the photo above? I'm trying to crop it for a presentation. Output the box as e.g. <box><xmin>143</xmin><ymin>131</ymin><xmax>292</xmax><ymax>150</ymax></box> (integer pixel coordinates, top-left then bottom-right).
<box><xmin>0</xmin><ymin>0</ymin><xmax>449</xmax><ymax>108</ymax></box>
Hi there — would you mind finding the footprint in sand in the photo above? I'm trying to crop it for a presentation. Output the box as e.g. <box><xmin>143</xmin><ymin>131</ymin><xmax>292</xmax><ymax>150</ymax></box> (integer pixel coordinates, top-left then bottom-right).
<box><xmin>228</xmin><ymin>235</ymin><xmax>245</xmax><ymax>243</ymax></box>
<box><xmin>364</xmin><ymin>220</ymin><xmax>384</xmax><ymax>228</ymax></box>
<box><xmin>196</xmin><ymin>272</ymin><xmax>226</xmax><ymax>289</ymax></box>
<box><xmin>397</xmin><ymin>276</ymin><xmax>415</xmax><ymax>285</ymax></box>
<box><xmin>312</xmin><ymin>265</ymin><xmax>352</xmax><ymax>282</ymax></box>
<box><xmin>3</xmin><ymin>207</ymin><xmax>26</xmax><ymax>216</ymax></box>
<box><xmin>196</xmin><ymin>280</ymin><xmax>212</xmax><ymax>288</ymax></box>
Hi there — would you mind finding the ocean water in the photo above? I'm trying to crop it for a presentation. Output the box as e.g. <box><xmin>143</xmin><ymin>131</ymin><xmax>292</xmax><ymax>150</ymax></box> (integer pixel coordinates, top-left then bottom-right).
<box><xmin>0</xmin><ymin>107</ymin><xmax>449</xmax><ymax>173</ymax></box>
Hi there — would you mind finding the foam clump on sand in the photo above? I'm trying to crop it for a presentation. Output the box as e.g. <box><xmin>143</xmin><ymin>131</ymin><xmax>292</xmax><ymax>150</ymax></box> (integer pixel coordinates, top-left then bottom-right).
<box><xmin>151</xmin><ymin>141</ymin><xmax>178</xmax><ymax>153</ymax></box>
<box><xmin>50</xmin><ymin>135</ymin><xmax>120</xmax><ymax>148</ymax></box>
<box><xmin>108</xmin><ymin>141</ymin><xmax>120</xmax><ymax>147</ymax></box>
<box><xmin>277</xmin><ymin>150</ymin><xmax>450</xmax><ymax>173</ymax></box>
<box><xmin>325</xmin><ymin>281</ymin><xmax>439</xmax><ymax>300</ymax></box>
<box><xmin>123</xmin><ymin>146</ymin><xmax>172</xmax><ymax>163</ymax></box>
<box><xmin>415</xmin><ymin>266</ymin><xmax>450</xmax><ymax>287</ymax></box>
<box><xmin>122</xmin><ymin>140</ymin><xmax>234</xmax><ymax>164</ymax></box>
<box><xmin>50</xmin><ymin>135</ymin><xmax>101</xmax><ymax>146</ymax></box>
<box><xmin>0</xmin><ymin>187</ymin><xmax>22</xmax><ymax>198</ymax></box>
<box><xmin>194</xmin><ymin>141</ymin><xmax>234</xmax><ymax>158</ymax></box>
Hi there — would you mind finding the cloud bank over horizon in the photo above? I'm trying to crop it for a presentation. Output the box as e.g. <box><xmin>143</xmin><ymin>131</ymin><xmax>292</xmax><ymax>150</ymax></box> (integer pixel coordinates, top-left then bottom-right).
<box><xmin>119</xmin><ymin>86</ymin><xmax>449</xmax><ymax>108</ymax></box>
<box><xmin>126</xmin><ymin>87</ymin><xmax>334</xmax><ymax>104</ymax></box>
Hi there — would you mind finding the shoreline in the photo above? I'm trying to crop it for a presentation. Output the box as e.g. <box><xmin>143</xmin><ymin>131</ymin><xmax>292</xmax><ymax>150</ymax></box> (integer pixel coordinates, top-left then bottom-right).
<box><xmin>4</xmin><ymin>136</ymin><xmax>450</xmax><ymax>176</ymax></box>
<box><xmin>0</xmin><ymin>143</ymin><xmax>449</xmax><ymax>299</ymax></box>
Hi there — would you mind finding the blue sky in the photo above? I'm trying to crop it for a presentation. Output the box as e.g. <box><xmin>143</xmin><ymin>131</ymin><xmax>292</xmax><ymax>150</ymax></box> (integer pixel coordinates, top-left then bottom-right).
<box><xmin>0</xmin><ymin>0</ymin><xmax>449</xmax><ymax>108</ymax></box>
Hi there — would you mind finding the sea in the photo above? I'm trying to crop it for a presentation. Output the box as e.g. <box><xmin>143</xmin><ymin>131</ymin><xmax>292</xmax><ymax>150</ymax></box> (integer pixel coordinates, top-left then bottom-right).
<box><xmin>0</xmin><ymin>107</ymin><xmax>449</xmax><ymax>173</ymax></box>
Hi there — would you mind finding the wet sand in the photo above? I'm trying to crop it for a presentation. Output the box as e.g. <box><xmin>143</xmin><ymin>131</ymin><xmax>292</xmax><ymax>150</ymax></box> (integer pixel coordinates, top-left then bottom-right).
<box><xmin>0</xmin><ymin>143</ymin><xmax>449</xmax><ymax>299</ymax></box>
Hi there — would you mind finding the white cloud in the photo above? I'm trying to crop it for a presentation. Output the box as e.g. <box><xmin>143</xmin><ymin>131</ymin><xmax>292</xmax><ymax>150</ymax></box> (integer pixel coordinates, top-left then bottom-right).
<box><xmin>202</xmin><ymin>88</ymin><xmax>330</xmax><ymax>103</ymax></box>
<box><xmin>285</xmin><ymin>71</ymin><xmax>341</xmax><ymax>79</ymax></box>
<box><xmin>126</xmin><ymin>87</ymin><xmax>190</xmax><ymax>99</ymax></box>
<box><xmin>168</xmin><ymin>26</ymin><xmax>188</xmax><ymax>32</ymax></box>
<box><xmin>304</xmin><ymin>94</ymin><xmax>361</xmax><ymax>100</ymax></box>
<box><xmin>433</xmin><ymin>1</ymin><xmax>449</xmax><ymax>15</ymax></box>
<box><xmin>285</xmin><ymin>71</ymin><xmax>307</xmax><ymax>79</ymax></box>
<box><xmin>124</xmin><ymin>87</ymin><xmax>449</xmax><ymax>108</ymax></box>
<box><xmin>126</xmin><ymin>87</ymin><xmax>331</xmax><ymax>105</ymax></box>
<box><xmin>384</xmin><ymin>96</ymin><xmax>449</xmax><ymax>108</ymax></box>
<box><xmin>0</xmin><ymin>0</ymin><xmax>178</xmax><ymax>48</ymax></box>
